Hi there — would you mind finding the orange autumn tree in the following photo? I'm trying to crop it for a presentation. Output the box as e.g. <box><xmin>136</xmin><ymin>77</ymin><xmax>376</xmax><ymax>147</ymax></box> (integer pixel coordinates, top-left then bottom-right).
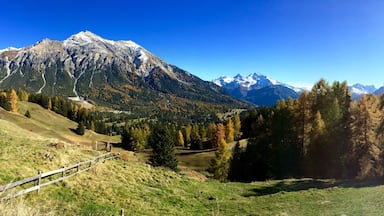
<box><xmin>8</xmin><ymin>89</ymin><xmax>18</xmax><ymax>112</ymax></box>
<box><xmin>210</xmin><ymin>123</ymin><xmax>231</xmax><ymax>181</ymax></box>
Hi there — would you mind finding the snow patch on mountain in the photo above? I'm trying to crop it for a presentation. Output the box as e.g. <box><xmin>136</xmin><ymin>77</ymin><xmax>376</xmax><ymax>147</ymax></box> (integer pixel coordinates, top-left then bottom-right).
<box><xmin>37</xmin><ymin>72</ymin><xmax>47</xmax><ymax>94</ymax></box>
<box><xmin>214</xmin><ymin>73</ymin><xmax>383</xmax><ymax>97</ymax></box>
<box><xmin>60</xmin><ymin>31</ymin><xmax>179</xmax><ymax>79</ymax></box>
<box><xmin>0</xmin><ymin>47</ymin><xmax>21</xmax><ymax>53</ymax></box>
<box><xmin>349</xmin><ymin>84</ymin><xmax>377</xmax><ymax>95</ymax></box>
<box><xmin>214</xmin><ymin>73</ymin><xmax>274</xmax><ymax>87</ymax></box>
<box><xmin>213</xmin><ymin>72</ymin><xmax>300</xmax><ymax>92</ymax></box>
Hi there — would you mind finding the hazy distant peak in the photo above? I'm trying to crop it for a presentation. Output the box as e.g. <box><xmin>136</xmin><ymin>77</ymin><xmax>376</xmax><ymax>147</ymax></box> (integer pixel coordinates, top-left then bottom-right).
<box><xmin>349</xmin><ymin>83</ymin><xmax>377</xmax><ymax>97</ymax></box>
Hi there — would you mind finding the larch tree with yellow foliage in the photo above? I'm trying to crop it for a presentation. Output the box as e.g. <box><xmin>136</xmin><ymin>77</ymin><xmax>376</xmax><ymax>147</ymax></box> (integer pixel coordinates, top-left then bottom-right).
<box><xmin>226</xmin><ymin>118</ymin><xmax>235</xmax><ymax>143</ymax></box>
<box><xmin>210</xmin><ymin>123</ymin><xmax>231</xmax><ymax>182</ymax></box>
<box><xmin>0</xmin><ymin>89</ymin><xmax>18</xmax><ymax>112</ymax></box>
<box><xmin>233</xmin><ymin>114</ymin><xmax>241</xmax><ymax>140</ymax></box>
<box><xmin>8</xmin><ymin>89</ymin><xmax>18</xmax><ymax>112</ymax></box>
<box><xmin>177</xmin><ymin>130</ymin><xmax>185</xmax><ymax>147</ymax></box>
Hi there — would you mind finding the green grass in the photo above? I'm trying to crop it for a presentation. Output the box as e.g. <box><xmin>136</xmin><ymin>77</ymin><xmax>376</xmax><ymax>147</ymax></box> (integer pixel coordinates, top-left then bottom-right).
<box><xmin>2</xmin><ymin>104</ymin><xmax>384</xmax><ymax>215</ymax></box>
<box><xmin>15</xmin><ymin>101</ymin><xmax>120</xmax><ymax>145</ymax></box>
<box><xmin>176</xmin><ymin>139</ymin><xmax>248</xmax><ymax>175</ymax></box>
<box><xmin>18</xmin><ymin>162</ymin><xmax>384</xmax><ymax>216</ymax></box>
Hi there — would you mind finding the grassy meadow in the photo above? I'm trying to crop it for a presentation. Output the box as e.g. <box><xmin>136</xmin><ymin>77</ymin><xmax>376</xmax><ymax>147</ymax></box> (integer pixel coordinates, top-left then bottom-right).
<box><xmin>1</xmin><ymin>102</ymin><xmax>384</xmax><ymax>215</ymax></box>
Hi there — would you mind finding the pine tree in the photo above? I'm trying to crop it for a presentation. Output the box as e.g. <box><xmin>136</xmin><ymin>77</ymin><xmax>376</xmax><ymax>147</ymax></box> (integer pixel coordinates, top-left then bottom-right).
<box><xmin>190</xmin><ymin>124</ymin><xmax>202</xmax><ymax>150</ymax></box>
<box><xmin>148</xmin><ymin>124</ymin><xmax>178</xmax><ymax>171</ymax></box>
<box><xmin>121</xmin><ymin>127</ymin><xmax>134</xmax><ymax>151</ymax></box>
<box><xmin>228</xmin><ymin>141</ymin><xmax>244</xmax><ymax>181</ymax></box>
<box><xmin>75</xmin><ymin>121</ymin><xmax>85</xmax><ymax>135</ymax></box>
<box><xmin>272</xmin><ymin>99</ymin><xmax>301</xmax><ymax>178</ymax></box>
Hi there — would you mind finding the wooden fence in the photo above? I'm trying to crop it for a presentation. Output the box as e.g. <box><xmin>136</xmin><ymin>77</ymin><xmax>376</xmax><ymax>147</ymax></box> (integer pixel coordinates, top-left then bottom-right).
<box><xmin>0</xmin><ymin>152</ymin><xmax>120</xmax><ymax>201</ymax></box>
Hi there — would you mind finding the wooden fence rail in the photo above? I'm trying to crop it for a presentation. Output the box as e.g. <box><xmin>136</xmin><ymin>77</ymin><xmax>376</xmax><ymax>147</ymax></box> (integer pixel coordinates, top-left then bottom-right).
<box><xmin>0</xmin><ymin>152</ymin><xmax>120</xmax><ymax>200</ymax></box>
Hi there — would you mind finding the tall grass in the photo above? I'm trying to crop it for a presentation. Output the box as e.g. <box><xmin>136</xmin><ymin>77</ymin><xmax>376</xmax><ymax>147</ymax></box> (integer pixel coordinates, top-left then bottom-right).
<box><xmin>0</xmin><ymin>198</ymin><xmax>44</xmax><ymax>216</ymax></box>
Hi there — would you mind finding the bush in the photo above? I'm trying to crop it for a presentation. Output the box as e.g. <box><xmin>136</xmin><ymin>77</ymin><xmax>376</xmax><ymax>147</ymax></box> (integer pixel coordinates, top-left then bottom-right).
<box><xmin>76</xmin><ymin>122</ymin><xmax>85</xmax><ymax>135</ymax></box>
<box><xmin>25</xmin><ymin>110</ymin><xmax>31</xmax><ymax>118</ymax></box>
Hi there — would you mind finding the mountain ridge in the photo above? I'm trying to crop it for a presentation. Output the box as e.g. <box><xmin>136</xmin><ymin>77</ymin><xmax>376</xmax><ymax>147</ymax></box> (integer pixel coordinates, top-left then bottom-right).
<box><xmin>212</xmin><ymin>72</ymin><xmax>384</xmax><ymax>106</ymax></box>
<box><xmin>213</xmin><ymin>73</ymin><xmax>384</xmax><ymax>105</ymax></box>
<box><xmin>0</xmin><ymin>31</ymin><xmax>248</xmax><ymax>120</ymax></box>
<box><xmin>212</xmin><ymin>73</ymin><xmax>301</xmax><ymax>106</ymax></box>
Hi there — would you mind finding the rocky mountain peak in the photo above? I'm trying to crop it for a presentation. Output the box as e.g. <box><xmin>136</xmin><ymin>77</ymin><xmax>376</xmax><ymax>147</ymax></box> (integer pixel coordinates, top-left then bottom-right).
<box><xmin>0</xmin><ymin>31</ymin><xmax>245</xmax><ymax>116</ymax></box>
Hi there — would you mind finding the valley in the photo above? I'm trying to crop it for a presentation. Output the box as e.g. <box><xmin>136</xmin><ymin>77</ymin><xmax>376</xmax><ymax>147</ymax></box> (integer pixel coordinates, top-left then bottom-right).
<box><xmin>1</xmin><ymin>103</ymin><xmax>384</xmax><ymax>215</ymax></box>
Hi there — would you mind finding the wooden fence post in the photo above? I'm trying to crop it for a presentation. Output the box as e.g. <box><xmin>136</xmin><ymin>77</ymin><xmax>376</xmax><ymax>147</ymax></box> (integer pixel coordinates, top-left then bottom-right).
<box><xmin>37</xmin><ymin>170</ymin><xmax>42</xmax><ymax>194</ymax></box>
<box><xmin>62</xmin><ymin>166</ymin><xmax>65</xmax><ymax>178</ymax></box>
<box><xmin>107</xmin><ymin>142</ymin><xmax>111</xmax><ymax>152</ymax></box>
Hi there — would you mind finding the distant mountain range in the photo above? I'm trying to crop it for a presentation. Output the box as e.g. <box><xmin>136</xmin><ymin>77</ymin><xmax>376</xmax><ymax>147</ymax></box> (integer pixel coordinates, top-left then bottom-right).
<box><xmin>213</xmin><ymin>73</ymin><xmax>300</xmax><ymax>106</ymax></box>
<box><xmin>213</xmin><ymin>73</ymin><xmax>383</xmax><ymax>106</ymax></box>
<box><xmin>0</xmin><ymin>31</ymin><xmax>247</xmax><ymax>120</ymax></box>
<box><xmin>0</xmin><ymin>31</ymin><xmax>381</xmax><ymax>111</ymax></box>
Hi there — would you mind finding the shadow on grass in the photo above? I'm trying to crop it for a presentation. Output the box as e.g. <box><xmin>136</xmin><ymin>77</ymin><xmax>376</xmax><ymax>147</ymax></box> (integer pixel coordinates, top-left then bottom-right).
<box><xmin>110</xmin><ymin>142</ymin><xmax>124</xmax><ymax>148</ymax></box>
<box><xmin>243</xmin><ymin>178</ymin><xmax>384</xmax><ymax>197</ymax></box>
<box><xmin>176</xmin><ymin>149</ymin><xmax>216</xmax><ymax>156</ymax></box>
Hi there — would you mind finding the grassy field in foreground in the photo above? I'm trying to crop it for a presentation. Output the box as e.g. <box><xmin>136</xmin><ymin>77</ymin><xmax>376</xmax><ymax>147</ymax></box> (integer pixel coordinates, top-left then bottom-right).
<box><xmin>2</xmin><ymin>128</ymin><xmax>384</xmax><ymax>216</ymax></box>
<box><xmin>3</xmin><ymin>158</ymin><xmax>384</xmax><ymax>215</ymax></box>
<box><xmin>2</xmin><ymin>104</ymin><xmax>384</xmax><ymax>215</ymax></box>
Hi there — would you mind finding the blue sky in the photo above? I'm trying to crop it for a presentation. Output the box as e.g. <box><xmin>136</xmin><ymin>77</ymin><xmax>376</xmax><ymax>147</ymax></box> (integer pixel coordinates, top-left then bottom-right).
<box><xmin>1</xmin><ymin>0</ymin><xmax>384</xmax><ymax>87</ymax></box>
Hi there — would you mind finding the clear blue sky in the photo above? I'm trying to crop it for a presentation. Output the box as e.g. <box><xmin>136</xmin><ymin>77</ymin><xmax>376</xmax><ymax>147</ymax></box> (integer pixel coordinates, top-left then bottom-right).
<box><xmin>1</xmin><ymin>0</ymin><xmax>384</xmax><ymax>87</ymax></box>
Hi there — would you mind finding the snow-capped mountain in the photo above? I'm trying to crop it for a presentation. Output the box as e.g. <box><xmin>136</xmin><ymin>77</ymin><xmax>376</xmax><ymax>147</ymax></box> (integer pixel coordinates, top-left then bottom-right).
<box><xmin>214</xmin><ymin>73</ymin><xmax>278</xmax><ymax>89</ymax></box>
<box><xmin>0</xmin><ymin>31</ymin><xmax>245</xmax><ymax>114</ymax></box>
<box><xmin>213</xmin><ymin>72</ymin><xmax>303</xmax><ymax>92</ymax></box>
<box><xmin>213</xmin><ymin>73</ymin><xmax>300</xmax><ymax>106</ymax></box>
<box><xmin>213</xmin><ymin>72</ymin><xmax>384</xmax><ymax>105</ymax></box>
<box><xmin>374</xmin><ymin>87</ymin><xmax>384</xmax><ymax>96</ymax></box>
<box><xmin>348</xmin><ymin>83</ymin><xmax>384</xmax><ymax>99</ymax></box>
<box><xmin>349</xmin><ymin>84</ymin><xmax>376</xmax><ymax>95</ymax></box>
<box><xmin>0</xmin><ymin>47</ymin><xmax>21</xmax><ymax>53</ymax></box>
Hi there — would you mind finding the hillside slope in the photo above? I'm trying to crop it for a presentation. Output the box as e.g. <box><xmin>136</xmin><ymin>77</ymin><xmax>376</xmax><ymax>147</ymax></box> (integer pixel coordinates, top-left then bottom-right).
<box><xmin>1</xmin><ymin>106</ymin><xmax>384</xmax><ymax>215</ymax></box>
<box><xmin>0</xmin><ymin>101</ymin><xmax>118</xmax><ymax>145</ymax></box>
